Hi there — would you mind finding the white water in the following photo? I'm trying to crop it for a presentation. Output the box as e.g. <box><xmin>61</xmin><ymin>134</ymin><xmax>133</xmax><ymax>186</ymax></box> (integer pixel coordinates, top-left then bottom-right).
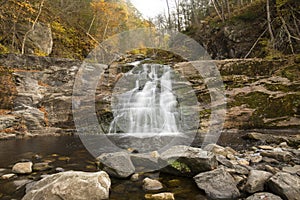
<box><xmin>109</xmin><ymin>64</ymin><xmax>181</xmax><ymax>137</ymax></box>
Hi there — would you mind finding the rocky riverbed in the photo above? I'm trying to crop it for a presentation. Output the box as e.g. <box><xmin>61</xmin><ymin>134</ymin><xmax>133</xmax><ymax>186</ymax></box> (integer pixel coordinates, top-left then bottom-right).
<box><xmin>0</xmin><ymin>132</ymin><xmax>299</xmax><ymax>200</ymax></box>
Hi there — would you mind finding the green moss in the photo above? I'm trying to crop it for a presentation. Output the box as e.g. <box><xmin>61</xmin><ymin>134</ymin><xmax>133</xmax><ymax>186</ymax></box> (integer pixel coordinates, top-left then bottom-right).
<box><xmin>279</xmin><ymin>65</ymin><xmax>300</xmax><ymax>81</ymax></box>
<box><xmin>168</xmin><ymin>160</ymin><xmax>191</xmax><ymax>173</ymax></box>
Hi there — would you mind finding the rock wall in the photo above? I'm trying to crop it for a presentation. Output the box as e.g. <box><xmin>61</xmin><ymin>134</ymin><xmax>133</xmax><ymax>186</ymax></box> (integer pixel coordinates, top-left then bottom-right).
<box><xmin>0</xmin><ymin>54</ymin><xmax>299</xmax><ymax>139</ymax></box>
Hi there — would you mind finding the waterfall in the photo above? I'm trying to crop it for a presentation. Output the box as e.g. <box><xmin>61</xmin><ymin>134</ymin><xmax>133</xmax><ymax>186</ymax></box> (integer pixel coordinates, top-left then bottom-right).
<box><xmin>109</xmin><ymin>63</ymin><xmax>181</xmax><ymax>137</ymax></box>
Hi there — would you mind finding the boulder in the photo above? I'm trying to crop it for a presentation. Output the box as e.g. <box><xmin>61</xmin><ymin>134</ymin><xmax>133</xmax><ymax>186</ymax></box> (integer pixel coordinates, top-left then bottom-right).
<box><xmin>246</xmin><ymin>192</ymin><xmax>283</xmax><ymax>200</ymax></box>
<box><xmin>282</xmin><ymin>165</ymin><xmax>300</xmax><ymax>174</ymax></box>
<box><xmin>267</xmin><ymin>172</ymin><xmax>300</xmax><ymax>200</ymax></box>
<box><xmin>160</xmin><ymin>145</ymin><xmax>218</xmax><ymax>176</ymax></box>
<box><xmin>194</xmin><ymin>168</ymin><xmax>240</xmax><ymax>199</ymax></box>
<box><xmin>22</xmin><ymin>171</ymin><xmax>110</xmax><ymax>200</ymax></box>
<box><xmin>260</xmin><ymin>151</ymin><xmax>293</xmax><ymax>162</ymax></box>
<box><xmin>244</xmin><ymin>170</ymin><xmax>273</xmax><ymax>193</ymax></box>
<box><xmin>143</xmin><ymin>178</ymin><xmax>163</xmax><ymax>191</ymax></box>
<box><xmin>97</xmin><ymin>151</ymin><xmax>135</xmax><ymax>178</ymax></box>
<box><xmin>145</xmin><ymin>192</ymin><xmax>175</xmax><ymax>200</ymax></box>
<box><xmin>12</xmin><ymin>162</ymin><xmax>33</xmax><ymax>174</ymax></box>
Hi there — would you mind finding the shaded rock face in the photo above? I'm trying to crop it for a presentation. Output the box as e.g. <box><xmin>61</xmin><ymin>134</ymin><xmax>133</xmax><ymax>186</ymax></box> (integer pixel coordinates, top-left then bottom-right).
<box><xmin>193</xmin><ymin>168</ymin><xmax>240</xmax><ymax>199</ymax></box>
<box><xmin>22</xmin><ymin>171</ymin><xmax>111</xmax><ymax>200</ymax></box>
<box><xmin>0</xmin><ymin>54</ymin><xmax>299</xmax><ymax>139</ymax></box>
<box><xmin>244</xmin><ymin>170</ymin><xmax>273</xmax><ymax>193</ymax></box>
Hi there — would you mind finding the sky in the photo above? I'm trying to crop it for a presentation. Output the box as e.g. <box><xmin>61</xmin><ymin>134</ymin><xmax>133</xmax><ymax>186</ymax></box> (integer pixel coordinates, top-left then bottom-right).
<box><xmin>130</xmin><ymin>0</ymin><xmax>170</xmax><ymax>19</ymax></box>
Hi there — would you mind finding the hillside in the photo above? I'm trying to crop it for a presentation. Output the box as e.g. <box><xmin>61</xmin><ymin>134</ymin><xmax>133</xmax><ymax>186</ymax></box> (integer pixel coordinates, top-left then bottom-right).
<box><xmin>185</xmin><ymin>0</ymin><xmax>300</xmax><ymax>59</ymax></box>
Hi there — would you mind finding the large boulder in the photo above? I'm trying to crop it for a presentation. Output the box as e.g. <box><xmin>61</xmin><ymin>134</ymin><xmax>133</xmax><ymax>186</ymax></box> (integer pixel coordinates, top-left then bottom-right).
<box><xmin>22</xmin><ymin>171</ymin><xmax>110</xmax><ymax>200</ymax></box>
<box><xmin>160</xmin><ymin>145</ymin><xmax>218</xmax><ymax>176</ymax></box>
<box><xmin>244</xmin><ymin>170</ymin><xmax>273</xmax><ymax>193</ymax></box>
<box><xmin>267</xmin><ymin>172</ymin><xmax>300</xmax><ymax>200</ymax></box>
<box><xmin>193</xmin><ymin>168</ymin><xmax>240</xmax><ymax>199</ymax></box>
<box><xmin>97</xmin><ymin>151</ymin><xmax>135</xmax><ymax>178</ymax></box>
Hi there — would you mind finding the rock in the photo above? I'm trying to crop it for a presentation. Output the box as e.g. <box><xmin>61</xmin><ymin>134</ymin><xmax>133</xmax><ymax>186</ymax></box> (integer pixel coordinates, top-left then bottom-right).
<box><xmin>1</xmin><ymin>173</ymin><xmax>16</xmax><ymax>180</ymax></box>
<box><xmin>279</xmin><ymin>142</ymin><xmax>289</xmax><ymax>148</ymax></box>
<box><xmin>261</xmin><ymin>151</ymin><xmax>293</xmax><ymax>162</ymax></box>
<box><xmin>194</xmin><ymin>168</ymin><xmax>240</xmax><ymax>199</ymax></box>
<box><xmin>55</xmin><ymin>167</ymin><xmax>65</xmax><ymax>172</ymax></box>
<box><xmin>160</xmin><ymin>145</ymin><xmax>218</xmax><ymax>176</ymax></box>
<box><xmin>282</xmin><ymin>165</ymin><xmax>300</xmax><ymax>174</ymax></box>
<box><xmin>145</xmin><ymin>192</ymin><xmax>175</xmax><ymax>200</ymax></box>
<box><xmin>97</xmin><ymin>151</ymin><xmax>135</xmax><ymax>178</ymax></box>
<box><xmin>246</xmin><ymin>192</ymin><xmax>283</xmax><ymax>200</ymax></box>
<box><xmin>33</xmin><ymin>162</ymin><xmax>53</xmax><ymax>171</ymax></box>
<box><xmin>204</xmin><ymin>144</ymin><xmax>228</xmax><ymax>156</ymax></box>
<box><xmin>12</xmin><ymin>162</ymin><xmax>33</xmax><ymax>174</ymax></box>
<box><xmin>244</xmin><ymin>132</ymin><xmax>300</xmax><ymax>147</ymax></box>
<box><xmin>237</xmin><ymin>159</ymin><xmax>250</xmax><ymax>166</ymax></box>
<box><xmin>130</xmin><ymin>152</ymin><xmax>159</xmax><ymax>172</ymax></box>
<box><xmin>250</xmin><ymin>155</ymin><xmax>263</xmax><ymax>164</ymax></box>
<box><xmin>244</xmin><ymin>170</ymin><xmax>273</xmax><ymax>193</ymax></box>
<box><xmin>143</xmin><ymin>178</ymin><xmax>163</xmax><ymax>191</ymax></box>
<box><xmin>216</xmin><ymin>155</ymin><xmax>234</xmax><ymax>168</ymax></box>
<box><xmin>267</xmin><ymin>172</ymin><xmax>300</xmax><ymax>200</ymax></box>
<box><xmin>22</xmin><ymin>171</ymin><xmax>110</xmax><ymax>200</ymax></box>
<box><xmin>0</xmin><ymin>115</ymin><xmax>19</xmax><ymax>130</ymax></box>
<box><xmin>263</xmin><ymin>157</ymin><xmax>280</xmax><ymax>164</ymax></box>
<box><xmin>265</xmin><ymin>165</ymin><xmax>280</xmax><ymax>174</ymax></box>
<box><xmin>130</xmin><ymin>173</ymin><xmax>139</xmax><ymax>182</ymax></box>
<box><xmin>258</xmin><ymin>145</ymin><xmax>274</xmax><ymax>150</ymax></box>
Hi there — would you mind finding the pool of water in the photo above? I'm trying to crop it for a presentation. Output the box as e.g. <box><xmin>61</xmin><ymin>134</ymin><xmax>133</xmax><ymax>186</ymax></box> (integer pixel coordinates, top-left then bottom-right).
<box><xmin>0</xmin><ymin>135</ymin><xmax>208</xmax><ymax>199</ymax></box>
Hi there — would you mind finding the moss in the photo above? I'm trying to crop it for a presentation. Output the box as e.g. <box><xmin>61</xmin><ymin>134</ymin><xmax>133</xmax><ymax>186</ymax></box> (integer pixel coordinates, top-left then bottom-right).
<box><xmin>168</xmin><ymin>160</ymin><xmax>191</xmax><ymax>173</ymax></box>
<box><xmin>264</xmin><ymin>83</ymin><xmax>300</xmax><ymax>92</ymax></box>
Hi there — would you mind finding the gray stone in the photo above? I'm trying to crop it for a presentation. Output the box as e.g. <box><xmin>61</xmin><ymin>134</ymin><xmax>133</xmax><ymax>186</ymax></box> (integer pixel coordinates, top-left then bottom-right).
<box><xmin>22</xmin><ymin>171</ymin><xmax>110</xmax><ymax>200</ymax></box>
<box><xmin>143</xmin><ymin>178</ymin><xmax>163</xmax><ymax>191</ymax></box>
<box><xmin>160</xmin><ymin>145</ymin><xmax>218</xmax><ymax>176</ymax></box>
<box><xmin>244</xmin><ymin>170</ymin><xmax>273</xmax><ymax>193</ymax></box>
<box><xmin>1</xmin><ymin>173</ymin><xmax>17</xmax><ymax>180</ymax></box>
<box><xmin>267</xmin><ymin>172</ymin><xmax>300</xmax><ymax>200</ymax></box>
<box><xmin>12</xmin><ymin>162</ymin><xmax>33</xmax><ymax>174</ymax></box>
<box><xmin>194</xmin><ymin>168</ymin><xmax>240</xmax><ymax>199</ymax></box>
<box><xmin>0</xmin><ymin>115</ymin><xmax>19</xmax><ymax>130</ymax></box>
<box><xmin>97</xmin><ymin>151</ymin><xmax>135</xmax><ymax>178</ymax></box>
<box><xmin>246</xmin><ymin>192</ymin><xmax>283</xmax><ymax>200</ymax></box>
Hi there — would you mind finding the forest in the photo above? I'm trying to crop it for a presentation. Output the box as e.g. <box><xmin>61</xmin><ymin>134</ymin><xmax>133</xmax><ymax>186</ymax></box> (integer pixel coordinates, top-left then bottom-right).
<box><xmin>0</xmin><ymin>0</ymin><xmax>299</xmax><ymax>59</ymax></box>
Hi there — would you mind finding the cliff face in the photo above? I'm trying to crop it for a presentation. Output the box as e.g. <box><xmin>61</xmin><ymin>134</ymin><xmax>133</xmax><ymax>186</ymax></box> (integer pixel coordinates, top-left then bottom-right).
<box><xmin>0</xmin><ymin>54</ymin><xmax>299</xmax><ymax>139</ymax></box>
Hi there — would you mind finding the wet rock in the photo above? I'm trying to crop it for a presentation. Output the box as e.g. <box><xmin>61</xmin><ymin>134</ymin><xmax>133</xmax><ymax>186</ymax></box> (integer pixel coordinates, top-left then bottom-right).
<box><xmin>160</xmin><ymin>145</ymin><xmax>217</xmax><ymax>176</ymax></box>
<box><xmin>1</xmin><ymin>173</ymin><xmax>16</xmax><ymax>180</ymax></box>
<box><xmin>246</xmin><ymin>192</ymin><xmax>283</xmax><ymax>200</ymax></box>
<box><xmin>244</xmin><ymin>170</ymin><xmax>273</xmax><ymax>193</ymax></box>
<box><xmin>55</xmin><ymin>167</ymin><xmax>64</xmax><ymax>172</ymax></box>
<box><xmin>97</xmin><ymin>151</ymin><xmax>135</xmax><ymax>178</ymax></box>
<box><xmin>267</xmin><ymin>172</ymin><xmax>300</xmax><ymax>200</ymax></box>
<box><xmin>282</xmin><ymin>165</ymin><xmax>300</xmax><ymax>174</ymax></box>
<box><xmin>194</xmin><ymin>168</ymin><xmax>240</xmax><ymax>199</ymax></box>
<box><xmin>12</xmin><ymin>162</ymin><xmax>33</xmax><ymax>174</ymax></box>
<box><xmin>143</xmin><ymin>178</ymin><xmax>163</xmax><ymax>191</ymax></box>
<box><xmin>22</xmin><ymin>171</ymin><xmax>111</xmax><ymax>200</ymax></box>
<box><xmin>145</xmin><ymin>192</ymin><xmax>175</xmax><ymax>200</ymax></box>
<box><xmin>32</xmin><ymin>162</ymin><xmax>53</xmax><ymax>171</ymax></box>
<box><xmin>258</xmin><ymin>145</ymin><xmax>274</xmax><ymax>150</ymax></box>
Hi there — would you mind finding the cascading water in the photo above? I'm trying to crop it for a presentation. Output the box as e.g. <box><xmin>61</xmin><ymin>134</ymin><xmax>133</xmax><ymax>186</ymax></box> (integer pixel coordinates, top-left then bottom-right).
<box><xmin>109</xmin><ymin>63</ymin><xmax>181</xmax><ymax>137</ymax></box>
